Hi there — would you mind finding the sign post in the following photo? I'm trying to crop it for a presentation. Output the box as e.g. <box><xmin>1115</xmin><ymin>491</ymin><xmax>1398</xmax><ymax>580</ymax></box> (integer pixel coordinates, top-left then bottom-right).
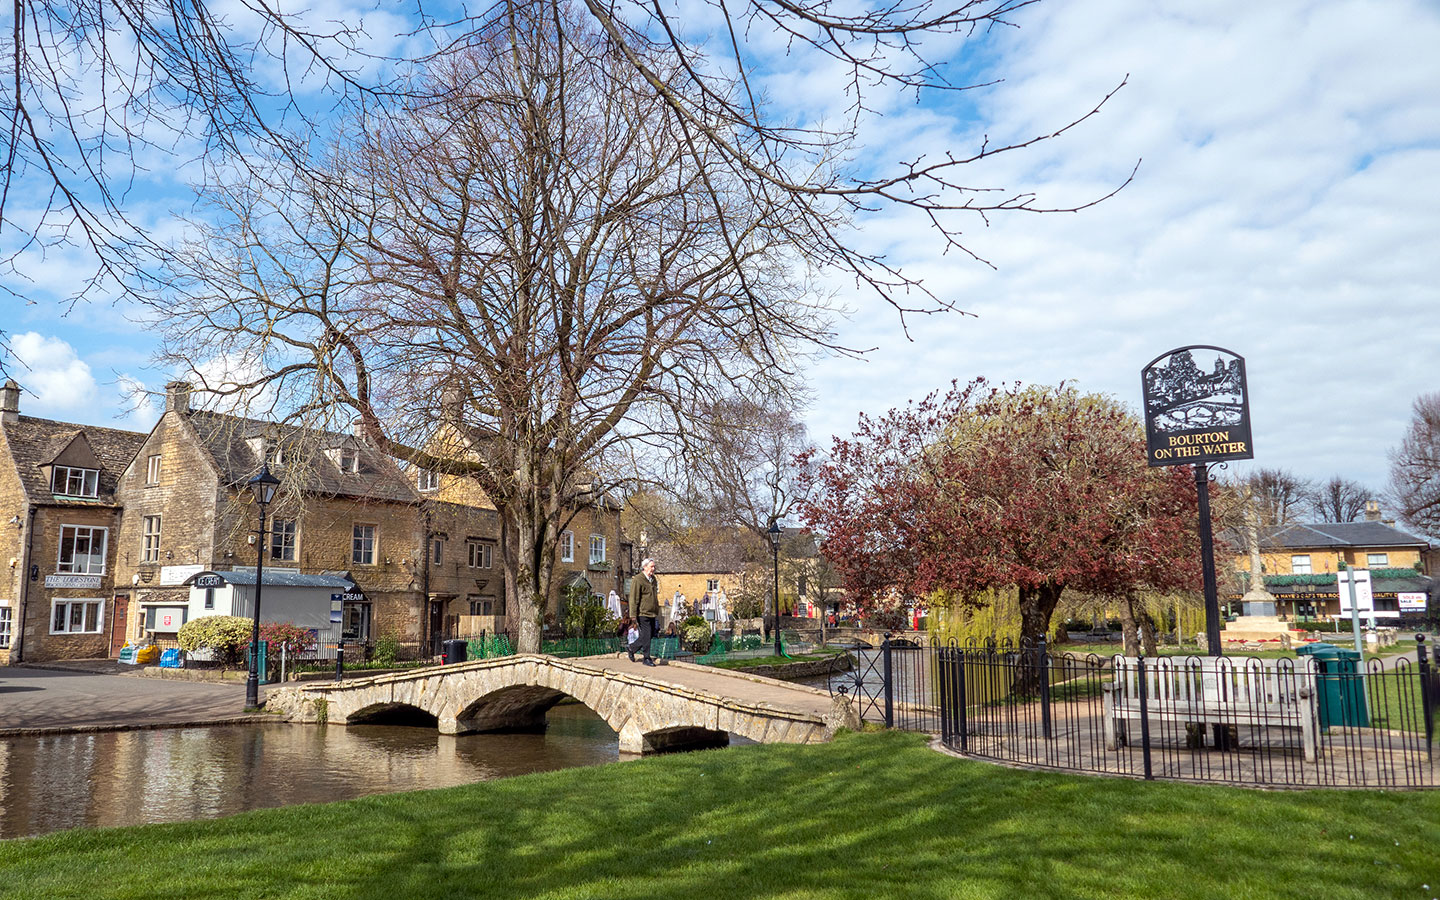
<box><xmin>1142</xmin><ymin>346</ymin><xmax>1255</xmax><ymax>659</ymax></box>
<box><xmin>1337</xmin><ymin>569</ymin><xmax>1372</xmax><ymax>655</ymax></box>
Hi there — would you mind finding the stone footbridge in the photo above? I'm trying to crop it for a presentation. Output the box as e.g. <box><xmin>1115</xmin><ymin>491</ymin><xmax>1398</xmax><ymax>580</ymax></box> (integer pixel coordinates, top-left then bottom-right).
<box><xmin>266</xmin><ymin>654</ymin><xmax>859</xmax><ymax>754</ymax></box>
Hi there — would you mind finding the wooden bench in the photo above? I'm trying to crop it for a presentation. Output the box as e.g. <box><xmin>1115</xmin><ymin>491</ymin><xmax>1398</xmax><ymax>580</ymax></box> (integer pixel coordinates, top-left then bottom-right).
<box><xmin>1102</xmin><ymin>656</ymin><xmax>1319</xmax><ymax>762</ymax></box>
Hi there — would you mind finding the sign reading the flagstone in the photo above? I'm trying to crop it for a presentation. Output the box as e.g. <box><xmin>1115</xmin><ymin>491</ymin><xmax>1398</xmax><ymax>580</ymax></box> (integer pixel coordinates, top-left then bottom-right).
<box><xmin>1141</xmin><ymin>345</ymin><xmax>1254</xmax><ymax>468</ymax></box>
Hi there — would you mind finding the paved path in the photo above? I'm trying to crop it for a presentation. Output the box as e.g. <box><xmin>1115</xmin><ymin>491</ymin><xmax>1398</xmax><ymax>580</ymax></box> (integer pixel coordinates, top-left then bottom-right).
<box><xmin>569</xmin><ymin>654</ymin><xmax>842</xmax><ymax>720</ymax></box>
<box><xmin>0</xmin><ymin>666</ymin><xmax>270</xmax><ymax>734</ymax></box>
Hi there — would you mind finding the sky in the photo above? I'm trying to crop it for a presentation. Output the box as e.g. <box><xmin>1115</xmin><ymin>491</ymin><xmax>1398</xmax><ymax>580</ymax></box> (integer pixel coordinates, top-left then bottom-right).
<box><xmin>2</xmin><ymin>0</ymin><xmax>1437</xmax><ymax>513</ymax></box>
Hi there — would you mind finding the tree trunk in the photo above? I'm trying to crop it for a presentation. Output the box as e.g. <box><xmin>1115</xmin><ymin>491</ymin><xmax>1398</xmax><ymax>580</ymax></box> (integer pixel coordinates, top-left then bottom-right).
<box><xmin>1016</xmin><ymin>582</ymin><xmax>1065</xmax><ymax>695</ymax></box>
<box><xmin>1117</xmin><ymin>594</ymin><xmax>1140</xmax><ymax>657</ymax></box>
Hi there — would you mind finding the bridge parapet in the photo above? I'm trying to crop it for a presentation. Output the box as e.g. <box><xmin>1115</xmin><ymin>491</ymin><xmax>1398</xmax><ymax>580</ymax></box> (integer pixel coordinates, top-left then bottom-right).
<box><xmin>267</xmin><ymin>654</ymin><xmax>856</xmax><ymax>754</ymax></box>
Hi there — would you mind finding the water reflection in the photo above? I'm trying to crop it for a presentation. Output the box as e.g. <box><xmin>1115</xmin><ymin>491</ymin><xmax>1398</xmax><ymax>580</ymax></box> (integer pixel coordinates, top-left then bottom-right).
<box><xmin>0</xmin><ymin>704</ymin><xmax>620</xmax><ymax>839</ymax></box>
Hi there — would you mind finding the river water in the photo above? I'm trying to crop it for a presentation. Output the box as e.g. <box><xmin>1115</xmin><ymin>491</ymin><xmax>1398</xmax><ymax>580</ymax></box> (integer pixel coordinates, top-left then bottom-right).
<box><xmin>0</xmin><ymin>704</ymin><xmax>622</xmax><ymax>840</ymax></box>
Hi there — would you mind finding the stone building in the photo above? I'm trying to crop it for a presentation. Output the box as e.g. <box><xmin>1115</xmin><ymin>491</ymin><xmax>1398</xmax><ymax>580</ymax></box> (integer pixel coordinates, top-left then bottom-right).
<box><xmin>0</xmin><ymin>380</ymin><xmax>147</xmax><ymax>663</ymax></box>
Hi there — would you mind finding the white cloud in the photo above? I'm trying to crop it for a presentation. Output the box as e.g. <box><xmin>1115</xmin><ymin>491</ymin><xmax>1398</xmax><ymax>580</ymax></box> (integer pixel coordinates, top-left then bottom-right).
<box><xmin>6</xmin><ymin>332</ymin><xmax>98</xmax><ymax>411</ymax></box>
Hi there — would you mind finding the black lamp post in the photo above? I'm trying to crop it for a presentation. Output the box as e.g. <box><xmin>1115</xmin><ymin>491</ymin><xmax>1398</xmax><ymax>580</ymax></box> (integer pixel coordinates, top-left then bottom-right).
<box><xmin>245</xmin><ymin>464</ymin><xmax>280</xmax><ymax>710</ymax></box>
<box><xmin>768</xmin><ymin>521</ymin><xmax>782</xmax><ymax>658</ymax></box>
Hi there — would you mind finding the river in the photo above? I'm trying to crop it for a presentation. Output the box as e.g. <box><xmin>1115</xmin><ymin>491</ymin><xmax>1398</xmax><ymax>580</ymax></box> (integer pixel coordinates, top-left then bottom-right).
<box><xmin>0</xmin><ymin>704</ymin><xmax>624</xmax><ymax>839</ymax></box>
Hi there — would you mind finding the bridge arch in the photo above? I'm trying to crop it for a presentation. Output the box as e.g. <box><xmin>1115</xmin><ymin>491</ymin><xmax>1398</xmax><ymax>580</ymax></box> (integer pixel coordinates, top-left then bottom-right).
<box><xmin>268</xmin><ymin>654</ymin><xmax>852</xmax><ymax>754</ymax></box>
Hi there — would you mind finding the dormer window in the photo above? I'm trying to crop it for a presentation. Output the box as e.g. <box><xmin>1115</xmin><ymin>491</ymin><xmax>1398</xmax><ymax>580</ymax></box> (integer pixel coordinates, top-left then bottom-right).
<box><xmin>339</xmin><ymin>447</ymin><xmax>359</xmax><ymax>474</ymax></box>
<box><xmin>52</xmin><ymin>466</ymin><xmax>99</xmax><ymax>498</ymax></box>
<box><xmin>265</xmin><ymin>439</ymin><xmax>285</xmax><ymax>468</ymax></box>
<box><xmin>418</xmin><ymin>469</ymin><xmax>440</xmax><ymax>492</ymax></box>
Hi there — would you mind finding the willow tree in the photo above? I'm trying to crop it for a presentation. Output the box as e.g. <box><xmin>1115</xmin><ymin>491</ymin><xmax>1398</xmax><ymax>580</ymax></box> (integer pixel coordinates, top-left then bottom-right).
<box><xmin>147</xmin><ymin>7</ymin><xmax>834</xmax><ymax>652</ymax></box>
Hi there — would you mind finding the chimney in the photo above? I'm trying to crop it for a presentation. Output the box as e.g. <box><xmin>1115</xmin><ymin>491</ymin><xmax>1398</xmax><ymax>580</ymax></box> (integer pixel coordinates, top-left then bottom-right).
<box><xmin>165</xmin><ymin>381</ymin><xmax>192</xmax><ymax>414</ymax></box>
<box><xmin>0</xmin><ymin>379</ymin><xmax>19</xmax><ymax>423</ymax></box>
<box><xmin>1364</xmin><ymin>500</ymin><xmax>1382</xmax><ymax>522</ymax></box>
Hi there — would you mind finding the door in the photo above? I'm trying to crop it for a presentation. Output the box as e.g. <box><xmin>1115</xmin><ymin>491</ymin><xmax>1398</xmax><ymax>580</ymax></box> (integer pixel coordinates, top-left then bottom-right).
<box><xmin>109</xmin><ymin>594</ymin><xmax>129</xmax><ymax>657</ymax></box>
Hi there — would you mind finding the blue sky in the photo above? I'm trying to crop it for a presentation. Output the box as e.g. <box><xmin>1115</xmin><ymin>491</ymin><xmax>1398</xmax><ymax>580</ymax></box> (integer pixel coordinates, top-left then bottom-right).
<box><xmin>3</xmin><ymin>0</ymin><xmax>1438</xmax><ymax>516</ymax></box>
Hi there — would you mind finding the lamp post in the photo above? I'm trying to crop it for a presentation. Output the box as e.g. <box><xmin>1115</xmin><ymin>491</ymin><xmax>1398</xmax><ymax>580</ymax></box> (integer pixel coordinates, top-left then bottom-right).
<box><xmin>768</xmin><ymin>522</ymin><xmax>782</xmax><ymax>659</ymax></box>
<box><xmin>245</xmin><ymin>464</ymin><xmax>280</xmax><ymax>710</ymax></box>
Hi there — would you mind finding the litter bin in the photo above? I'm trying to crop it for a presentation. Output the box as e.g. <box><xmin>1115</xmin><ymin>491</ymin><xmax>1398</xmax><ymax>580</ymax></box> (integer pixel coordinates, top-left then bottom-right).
<box><xmin>442</xmin><ymin>638</ymin><xmax>468</xmax><ymax>665</ymax></box>
<box><xmin>1297</xmin><ymin>643</ymin><xmax>1370</xmax><ymax>727</ymax></box>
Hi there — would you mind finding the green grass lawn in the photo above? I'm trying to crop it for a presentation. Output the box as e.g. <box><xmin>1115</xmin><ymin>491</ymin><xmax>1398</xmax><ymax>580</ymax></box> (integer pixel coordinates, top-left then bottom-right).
<box><xmin>3</xmin><ymin>731</ymin><xmax>1436</xmax><ymax>900</ymax></box>
<box><xmin>704</xmin><ymin>651</ymin><xmax>844</xmax><ymax>670</ymax></box>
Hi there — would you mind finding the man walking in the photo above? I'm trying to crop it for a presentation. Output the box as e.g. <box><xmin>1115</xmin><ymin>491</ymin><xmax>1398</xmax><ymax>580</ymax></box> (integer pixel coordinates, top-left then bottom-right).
<box><xmin>628</xmin><ymin>558</ymin><xmax>660</xmax><ymax>666</ymax></box>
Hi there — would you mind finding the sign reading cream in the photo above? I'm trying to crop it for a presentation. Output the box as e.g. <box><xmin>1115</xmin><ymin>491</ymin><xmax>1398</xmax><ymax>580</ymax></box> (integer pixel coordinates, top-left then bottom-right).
<box><xmin>1141</xmin><ymin>345</ymin><xmax>1254</xmax><ymax>468</ymax></box>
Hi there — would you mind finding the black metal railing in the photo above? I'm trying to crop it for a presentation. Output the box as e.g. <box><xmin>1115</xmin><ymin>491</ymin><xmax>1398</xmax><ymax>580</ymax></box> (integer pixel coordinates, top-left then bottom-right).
<box><xmin>835</xmin><ymin>633</ymin><xmax>1438</xmax><ymax>789</ymax></box>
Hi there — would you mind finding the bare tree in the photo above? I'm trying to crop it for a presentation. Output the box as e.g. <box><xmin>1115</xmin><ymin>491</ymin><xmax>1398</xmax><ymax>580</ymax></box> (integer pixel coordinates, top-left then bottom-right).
<box><xmin>3</xmin><ymin>0</ymin><xmax>1129</xmax><ymax>338</ymax></box>
<box><xmin>1308</xmin><ymin>476</ymin><xmax>1371</xmax><ymax>523</ymax></box>
<box><xmin>144</xmin><ymin>9</ymin><xmax>834</xmax><ymax>652</ymax></box>
<box><xmin>1389</xmin><ymin>392</ymin><xmax>1440</xmax><ymax>537</ymax></box>
<box><xmin>680</xmin><ymin>398</ymin><xmax>816</xmax><ymax>535</ymax></box>
<box><xmin>1241</xmin><ymin>468</ymin><xmax>1312</xmax><ymax>526</ymax></box>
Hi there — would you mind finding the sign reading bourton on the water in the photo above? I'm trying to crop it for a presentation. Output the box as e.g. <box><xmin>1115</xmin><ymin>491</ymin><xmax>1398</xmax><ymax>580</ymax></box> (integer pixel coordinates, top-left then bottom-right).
<box><xmin>1141</xmin><ymin>345</ymin><xmax>1254</xmax><ymax>467</ymax></box>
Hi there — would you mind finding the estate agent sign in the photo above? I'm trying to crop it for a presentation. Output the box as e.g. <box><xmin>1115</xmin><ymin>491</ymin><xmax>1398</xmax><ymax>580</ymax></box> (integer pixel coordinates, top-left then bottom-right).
<box><xmin>1141</xmin><ymin>345</ymin><xmax>1254</xmax><ymax>467</ymax></box>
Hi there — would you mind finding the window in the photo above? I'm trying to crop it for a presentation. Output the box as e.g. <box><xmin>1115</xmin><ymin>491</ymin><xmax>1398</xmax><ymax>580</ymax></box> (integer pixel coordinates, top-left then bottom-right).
<box><xmin>1367</xmin><ymin>553</ymin><xmax>1389</xmax><ymax>567</ymax></box>
<box><xmin>707</xmin><ymin>578</ymin><xmax>719</xmax><ymax>593</ymax></box>
<box><xmin>51</xmin><ymin>599</ymin><xmax>103</xmax><ymax>634</ymax></box>
<box><xmin>146</xmin><ymin>454</ymin><xmax>162</xmax><ymax>484</ymax></box>
<box><xmin>203</xmin><ymin>587</ymin><xmax>215</xmax><ymax>610</ymax></box>
<box><xmin>418</xmin><ymin>469</ymin><xmax>440</xmax><ymax>492</ymax></box>
<box><xmin>469</xmin><ymin>595</ymin><xmax>505</xmax><ymax>617</ymax></box>
<box><xmin>342</xmin><ymin>603</ymin><xmax>372</xmax><ymax>642</ymax></box>
<box><xmin>141</xmin><ymin>515</ymin><xmax>162</xmax><ymax>563</ymax></box>
<box><xmin>51</xmin><ymin>466</ymin><xmax>99</xmax><ymax>498</ymax></box>
<box><xmin>0</xmin><ymin>605</ymin><xmax>11</xmax><ymax>649</ymax></box>
<box><xmin>352</xmin><ymin>524</ymin><xmax>376</xmax><ymax>565</ymax></box>
<box><xmin>432</xmin><ymin>538</ymin><xmax>444</xmax><ymax>566</ymax></box>
<box><xmin>467</xmin><ymin>540</ymin><xmax>492</xmax><ymax>569</ymax></box>
<box><xmin>1290</xmin><ymin>555</ymin><xmax>1312</xmax><ymax>575</ymax></box>
<box><xmin>339</xmin><ymin>447</ymin><xmax>360</xmax><ymax>474</ymax></box>
<box><xmin>560</xmin><ymin>531</ymin><xmax>574</xmax><ymax>563</ymax></box>
<box><xmin>589</xmin><ymin>535</ymin><xmax>606</xmax><ymax>565</ymax></box>
<box><xmin>270</xmin><ymin>519</ymin><xmax>297</xmax><ymax>561</ymax></box>
<box><xmin>58</xmin><ymin>525</ymin><xmax>107</xmax><ymax>574</ymax></box>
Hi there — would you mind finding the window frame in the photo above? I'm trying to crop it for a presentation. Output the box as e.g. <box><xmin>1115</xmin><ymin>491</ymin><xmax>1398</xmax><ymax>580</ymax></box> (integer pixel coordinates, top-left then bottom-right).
<box><xmin>145</xmin><ymin>454</ymin><xmax>162</xmax><ymax>485</ymax></box>
<box><xmin>57</xmin><ymin>525</ymin><xmax>108</xmax><ymax>575</ymax></box>
<box><xmin>432</xmin><ymin>537</ymin><xmax>444</xmax><ymax>566</ymax></box>
<box><xmin>50</xmin><ymin>598</ymin><xmax>104</xmax><ymax>634</ymax></box>
<box><xmin>52</xmin><ymin>466</ymin><xmax>100</xmax><ymax>498</ymax></box>
<box><xmin>560</xmin><ymin>531</ymin><xmax>574</xmax><ymax>563</ymax></box>
<box><xmin>418</xmin><ymin>469</ymin><xmax>440</xmax><ymax>492</ymax></box>
<box><xmin>0</xmin><ymin>605</ymin><xmax>12</xmax><ymax>649</ymax></box>
<box><xmin>339</xmin><ymin>447</ymin><xmax>360</xmax><ymax>474</ymax></box>
<box><xmin>270</xmin><ymin>519</ymin><xmax>298</xmax><ymax>562</ymax></box>
<box><xmin>589</xmin><ymin>534</ymin><xmax>606</xmax><ymax>565</ymax></box>
<box><xmin>1366</xmin><ymin>552</ymin><xmax>1389</xmax><ymax>567</ymax></box>
<box><xmin>466</xmin><ymin>539</ymin><xmax>493</xmax><ymax>569</ymax></box>
<box><xmin>352</xmin><ymin>524</ymin><xmax>377</xmax><ymax>566</ymax></box>
<box><xmin>1290</xmin><ymin>555</ymin><xmax>1312</xmax><ymax>576</ymax></box>
<box><xmin>141</xmin><ymin>515</ymin><xmax>162</xmax><ymax>563</ymax></box>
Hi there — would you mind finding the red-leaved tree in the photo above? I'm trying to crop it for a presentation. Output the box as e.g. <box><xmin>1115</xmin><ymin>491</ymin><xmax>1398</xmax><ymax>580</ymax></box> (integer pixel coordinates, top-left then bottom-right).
<box><xmin>798</xmin><ymin>381</ymin><xmax>1202</xmax><ymax>647</ymax></box>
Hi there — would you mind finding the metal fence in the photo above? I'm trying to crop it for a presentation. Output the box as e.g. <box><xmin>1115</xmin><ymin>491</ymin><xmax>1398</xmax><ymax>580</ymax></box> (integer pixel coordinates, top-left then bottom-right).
<box><xmin>828</xmin><ymin>633</ymin><xmax>1439</xmax><ymax>789</ymax></box>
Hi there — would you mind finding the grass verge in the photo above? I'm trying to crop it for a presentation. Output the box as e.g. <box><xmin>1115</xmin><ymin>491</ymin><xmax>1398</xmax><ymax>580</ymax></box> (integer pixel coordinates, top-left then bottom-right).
<box><xmin>2</xmin><ymin>731</ymin><xmax>1436</xmax><ymax>900</ymax></box>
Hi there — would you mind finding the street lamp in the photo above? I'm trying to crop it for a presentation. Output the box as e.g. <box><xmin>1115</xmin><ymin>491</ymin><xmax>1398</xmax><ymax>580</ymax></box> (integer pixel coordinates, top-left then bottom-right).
<box><xmin>768</xmin><ymin>521</ymin><xmax>782</xmax><ymax>659</ymax></box>
<box><xmin>245</xmin><ymin>463</ymin><xmax>280</xmax><ymax>710</ymax></box>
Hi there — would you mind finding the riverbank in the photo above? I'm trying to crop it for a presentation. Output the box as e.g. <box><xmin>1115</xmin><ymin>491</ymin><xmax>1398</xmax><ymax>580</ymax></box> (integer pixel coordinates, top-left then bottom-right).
<box><xmin>3</xmin><ymin>730</ymin><xmax>1433</xmax><ymax>899</ymax></box>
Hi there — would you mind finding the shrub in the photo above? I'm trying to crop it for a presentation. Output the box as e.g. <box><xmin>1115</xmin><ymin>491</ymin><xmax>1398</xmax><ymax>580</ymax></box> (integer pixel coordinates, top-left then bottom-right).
<box><xmin>259</xmin><ymin>622</ymin><xmax>317</xmax><ymax>655</ymax></box>
<box><xmin>177</xmin><ymin>616</ymin><xmax>253</xmax><ymax>667</ymax></box>
<box><xmin>372</xmin><ymin>634</ymin><xmax>400</xmax><ymax>667</ymax></box>
<box><xmin>562</xmin><ymin>585</ymin><xmax>615</xmax><ymax>637</ymax></box>
<box><xmin>682</xmin><ymin>622</ymin><xmax>713</xmax><ymax>653</ymax></box>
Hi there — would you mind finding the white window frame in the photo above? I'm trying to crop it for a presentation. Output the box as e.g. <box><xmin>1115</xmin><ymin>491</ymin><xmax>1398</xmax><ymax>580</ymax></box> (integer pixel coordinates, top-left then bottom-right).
<box><xmin>339</xmin><ymin>447</ymin><xmax>360</xmax><ymax>474</ymax></box>
<box><xmin>707</xmin><ymin>578</ymin><xmax>720</xmax><ymax>593</ymax></box>
<box><xmin>141</xmin><ymin>515</ymin><xmax>162</xmax><ymax>563</ymax></box>
<box><xmin>352</xmin><ymin>524</ymin><xmax>377</xmax><ymax>566</ymax></box>
<box><xmin>271</xmin><ymin>519</ymin><xmax>298</xmax><ymax>562</ymax></box>
<box><xmin>52</xmin><ymin>466</ymin><xmax>100</xmax><ymax>498</ymax></box>
<box><xmin>418</xmin><ymin>469</ymin><xmax>440</xmax><ymax>492</ymax></box>
<box><xmin>560</xmin><ymin>531</ymin><xmax>574</xmax><ymax>563</ymax></box>
<box><xmin>1290</xmin><ymin>555</ymin><xmax>1312</xmax><ymax>575</ymax></box>
<box><xmin>466</xmin><ymin>539</ymin><xmax>492</xmax><ymax>569</ymax></box>
<box><xmin>1367</xmin><ymin>553</ymin><xmax>1389</xmax><ymax>567</ymax></box>
<box><xmin>0</xmin><ymin>604</ymin><xmax>12</xmax><ymax>649</ymax></box>
<box><xmin>57</xmin><ymin>525</ymin><xmax>108</xmax><ymax>575</ymax></box>
<box><xmin>51</xmin><ymin>598</ymin><xmax>104</xmax><ymax>634</ymax></box>
<box><xmin>589</xmin><ymin>534</ymin><xmax>606</xmax><ymax>565</ymax></box>
<box><xmin>146</xmin><ymin>454</ymin><xmax>162</xmax><ymax>485</ymax></box>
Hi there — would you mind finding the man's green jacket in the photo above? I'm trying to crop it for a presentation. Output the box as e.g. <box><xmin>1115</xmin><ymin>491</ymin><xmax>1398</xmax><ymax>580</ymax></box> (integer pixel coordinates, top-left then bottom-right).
<box><xmin>629</xmin><ymin>574</ymin><xmax>659</xmax><ymax>619</ymax></box>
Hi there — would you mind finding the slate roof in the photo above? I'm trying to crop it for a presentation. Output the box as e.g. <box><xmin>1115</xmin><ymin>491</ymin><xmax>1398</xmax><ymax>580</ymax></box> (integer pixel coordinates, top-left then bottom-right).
<box><xmin>183</xmin><ymin>569</ymin><xmax>358</xmax><ymax>588</ymax></box>
<box><xmin>648</xmin><ymin>526</ymin><xmax>821</xmax><ymax>574</ymax></box>
<box><xmin>1</xmin><ymin>415</ymin><xmax>147</xmax><ymax>505</ymax></box>
<box><xmin>184</xmin><ymin>410</ymin><xmax>418</xmax><ymax>503</ymax></box>
<box><xmin>1252</xmin><ymin>522</ymin><xmax>1431</xmax><ymax>551</ymax></box>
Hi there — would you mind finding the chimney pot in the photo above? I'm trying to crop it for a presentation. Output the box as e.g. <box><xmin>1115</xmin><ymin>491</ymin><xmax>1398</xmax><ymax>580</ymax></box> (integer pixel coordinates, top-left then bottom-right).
<box><xmin>0</xmin><ymin>379</ymin><xmax>19</xmax><ymax>422</ymax></box>
<box><xmin>165</xmin><ymin>381</ymin><xmax>193</xmax><ymax>414</ymax></box>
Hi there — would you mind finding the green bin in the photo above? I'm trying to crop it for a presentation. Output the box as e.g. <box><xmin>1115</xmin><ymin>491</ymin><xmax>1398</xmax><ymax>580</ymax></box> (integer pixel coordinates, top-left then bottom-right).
<box><xmin>1296</xmin><ymin>643</ymin><xmax>1369</xmax><ymax>727</ymax></box>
